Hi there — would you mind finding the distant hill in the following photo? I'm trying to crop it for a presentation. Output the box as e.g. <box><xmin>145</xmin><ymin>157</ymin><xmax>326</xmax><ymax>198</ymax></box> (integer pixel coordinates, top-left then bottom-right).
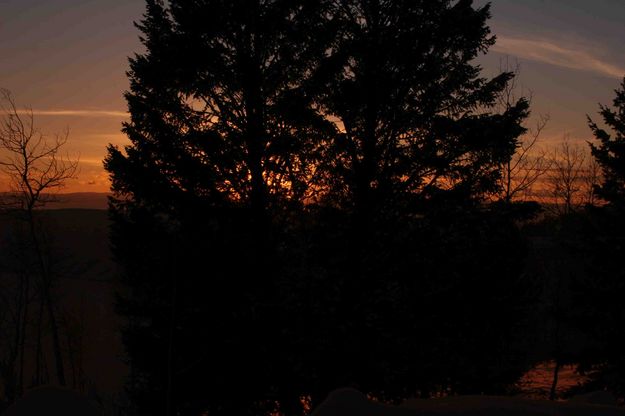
<box><xmin>43</xmin><ymin>193</ymin><xmax>110</xmax><ymax>210</ymax></box>
<box><xmin>0</xmin><ymin>192</ymin><xmax>110</xmax><ymax>210</ymax></box>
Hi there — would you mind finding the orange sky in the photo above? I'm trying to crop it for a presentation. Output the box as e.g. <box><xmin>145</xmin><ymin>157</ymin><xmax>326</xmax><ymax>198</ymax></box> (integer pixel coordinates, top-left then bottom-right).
<box><xmin>1</xmin><ymin>0</ymin><xmax>625</xmax><ymax>193</ymax></box>
<box><xmin>0</xmin><ymin>0</ymin><xmax>143</xmax><ymax>192</ymax></box>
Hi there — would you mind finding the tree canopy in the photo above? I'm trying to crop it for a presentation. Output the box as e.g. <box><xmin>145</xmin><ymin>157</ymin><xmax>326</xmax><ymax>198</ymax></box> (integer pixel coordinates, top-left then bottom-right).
<box><xmin>316</xmin><ymin>0</ymin><xmax>529</xmax><ymax>217</ymax></box>
<box><xmin>106</xmin><ymin>0</ymin><xmax>334</xmax><ymax>220</ymax></box>
<box><xmin>589</xmin><ymin>78</ymin><xmax>625</xmax><ymax>207</ymax></box>
<box><xmin>567</xmin><ymin>77</ymin><xmax>625</xmax><ymax>398</ymax></box>
<box><xmin>104</xmin><ymin>1</ymin><xmax>534</xmax><ymax>415</ymax></box>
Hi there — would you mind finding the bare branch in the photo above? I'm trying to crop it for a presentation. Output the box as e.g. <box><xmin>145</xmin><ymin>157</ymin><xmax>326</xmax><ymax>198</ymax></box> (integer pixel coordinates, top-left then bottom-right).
<box><xmin>542</xmin><ymin>137</ymin><xmax>596</xmax><ymax>215</ymax></box>
<box><xmin>0</xmin><ymin>90</ymin><xmax>78</xmax><ymax>210</ymax></box>
<box><xmin>0</xmin><ymin>89</ymin><xmax>78</xmax><ymax>387</ymax></box>
<box><xmin>492</xmin><ymin>60</ymin><xmax>552</xmax><ymax>204</ymax></box>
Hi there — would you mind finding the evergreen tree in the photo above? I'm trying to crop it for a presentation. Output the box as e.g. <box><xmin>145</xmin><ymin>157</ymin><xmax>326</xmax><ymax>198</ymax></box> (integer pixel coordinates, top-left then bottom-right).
<box><xmin>106</xmin><ymin>0</ymin><xmax>334</xmax><ymax>221</ymax></box>
<box><xmin>105</xmin><ymin>0</ymin><xmax>534</xmax><ymax>414</ymax></box>
<box><xmin>316</xmin><ymin>0</ymin><xmax>529</xmax><ymax>217</ymax></box>
<box><xmin>571</xmin><ymin>78</ymin><xmax>625</xmax><ymax>399</ymax></box>
<box><xmin>105</xmin><ymin>1</ymin><xmax>332</xmax><ymax>415</ymax></box>
<box><xmin>589</xmin><ymin>78</ymin><xmax>625</xmax><ymax>207</ymax></box>
<box><xmin>288</xmin><ymin>0</ymin><xmax>532</xmax><ymax>401</ymax></box>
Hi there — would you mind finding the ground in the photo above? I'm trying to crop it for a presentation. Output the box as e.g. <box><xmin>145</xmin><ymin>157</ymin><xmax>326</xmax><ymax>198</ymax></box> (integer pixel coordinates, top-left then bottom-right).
<box><xmin>311</xmin><ymin>388</ymin><xmax>625</xmax><ymax>416</ymax></box>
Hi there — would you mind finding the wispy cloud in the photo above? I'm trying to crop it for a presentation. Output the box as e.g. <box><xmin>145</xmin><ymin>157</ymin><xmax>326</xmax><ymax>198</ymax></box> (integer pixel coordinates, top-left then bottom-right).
<box><xmin>10</xmin><ymin>109</ymin><xmax>129</xmax><ymax>118</ymax></box>
<box><xmin>492</xmin><ymin>36</ymin><xmax>625</xmax><ymax>79</ymax></box>
<box><xmin>33</xmin><ymin>110</ymin><xmax>128</xmax><ymax>117</ymax></box>
<box><xmin>78</xmin><ymin>158</ymin><xmax>107</xmax><ymax>166</ymax></box>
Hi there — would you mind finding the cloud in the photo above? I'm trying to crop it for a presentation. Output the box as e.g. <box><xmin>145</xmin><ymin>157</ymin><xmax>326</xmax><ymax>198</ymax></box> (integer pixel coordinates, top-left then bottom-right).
<box><xmin>30</xmin><ymin>109</ymin><xmax>128</xmax><ymax>117</ymax></box>
<box><xmin>6</xmin><ymin>109</ymin><xmax>129</xmax><ymax>117</ymax></box>
<box><xmin>77</xmin><ymin>158</ymin><xmax>107</xmax><ymax>166</ymax></box>
<box><xmin>492</xmin><ymin>36</ymin><xmax>625</xmax><ymax>79</ymax></box>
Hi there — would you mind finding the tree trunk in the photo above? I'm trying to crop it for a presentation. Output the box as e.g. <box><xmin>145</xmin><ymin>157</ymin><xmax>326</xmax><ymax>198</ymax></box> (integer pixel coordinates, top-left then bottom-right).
<box><xmin>28</xmin><ymin>210</ymin><xmax>66</xmax><ymax>386</ymax></box>
<box><xmin>166</xmin><ymin>273</ymin><xmax>177</xmax><ymax>416</ymax></box>
<box><xmin>17</xmin><ymin>271</ymin><xmax>30</xmax><ymax>397</ymax></box>
<box><xmin>44</xmin><ymin>292</ymin><xmax>66</xmax><ymax>386</ymax></box>
<box><xmin>34</xmin><ymin>292</ymin><xmax>45</xmax><ymax>385</ymax></box>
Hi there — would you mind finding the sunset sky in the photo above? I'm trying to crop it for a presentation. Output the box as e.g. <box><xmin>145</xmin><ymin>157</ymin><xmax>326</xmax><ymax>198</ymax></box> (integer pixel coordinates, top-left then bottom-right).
<box><xmin>1</xmin><ymin>0</ymin><xmax>624</xmax><ymax>192</ymax></box>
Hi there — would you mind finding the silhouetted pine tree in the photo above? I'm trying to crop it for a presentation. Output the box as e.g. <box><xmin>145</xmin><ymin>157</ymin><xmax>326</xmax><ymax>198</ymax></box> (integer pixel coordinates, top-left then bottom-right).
<box><xmin>105</xmin><ymin>1</ymin><xmax>333</xmax><ymax>415</ymax></box>
<box><xmin>106</xmin><ymin>0</ymin><xmax>535</xmax><ymax>414</ymax></box>
<box><xmin>590</xmin><ymin>78</ymin><xmax>625</xmax><ymax>207</ymax></box>
<box><xmin>316</xmin><ymin>0</ymin><xmax>529</xmax><ymax>216</ymax></box>
<box><xmin>568</xmin><ymin>78</ymin><xmax>625</xmax><ymax>398</ymax></box>
<box><xmin>279</xmin><ymin>0</ymin><xmax>533</xmax><ymax>404</ymax></box>
<box><xmin>107</xmin><ymin>0</ymin><xmax>334</xmax><ymax>219</ymax></box>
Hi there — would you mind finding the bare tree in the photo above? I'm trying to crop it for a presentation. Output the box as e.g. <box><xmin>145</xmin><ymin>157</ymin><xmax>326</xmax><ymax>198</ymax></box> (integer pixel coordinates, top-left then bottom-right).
<box><xmin>495</xmin><ymin>58</ymin><xmax>551</xmax><ymax>203</ymax></box>
<box><xmin>544</xmin><ymin>139</ymin><xmax>588</xmax><ymax>215</ymax></box>
<box><xmin>500</xmin><ymin>114</ymin><xmax>551</xmax><ymax>203</ymax></box>
<box><xmin>0</xmin><ymin>89</ymin><xmax>78</xmax><ymax>209</ymax></box>
<box><xmin>0</xmin><ymin>89</ymin><xmax>78</xmax><ymax>389</ymax></box>
<box><xmin>581</xmin><ymin>155</ymin><xmax>602</xmax><ymax>207</ymax></box>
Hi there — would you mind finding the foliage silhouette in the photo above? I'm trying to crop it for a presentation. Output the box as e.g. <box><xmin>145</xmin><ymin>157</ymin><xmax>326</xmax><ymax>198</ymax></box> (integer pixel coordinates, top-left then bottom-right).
<box><xmin>539</xmin><ymin>208</ymin><xmax>625</xmax><ymax>400</ymax></box>
<box><xmin>105</xmin><ymin>1</ymin><xmax>335</xmax><ymax>414</ymax></box>
<box><xmin>291</xmin><ymin>0</ymin><xmax>532</xmax><ymax>403</ymax></box>
<box><xmin>106</xmin><ymin>0</ymin><xmax>334</xmax><ymax>219</ymax></box>
<box><xmin>561</xmin><ymin>79</ymin><xmax>625</xmax><ymax>399</ymax></box>
<box><xmin>532</xmin><ymin>79</ymin><xmax>625</xmax><ymax>401</ymax></box>
<box><xmin>105</xmin><ymin>1</ymin><xmax>535</xmax><ymax>415</ymax></box>
<box><xmin>315</xmin><ymin>0</ymin><xmax>529</xmax><ymax>217</ymax></box>
<box><xmin>589</xmin><ymin>78</ymin><xmax>625</xmax><ymax>208</ymax></box>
